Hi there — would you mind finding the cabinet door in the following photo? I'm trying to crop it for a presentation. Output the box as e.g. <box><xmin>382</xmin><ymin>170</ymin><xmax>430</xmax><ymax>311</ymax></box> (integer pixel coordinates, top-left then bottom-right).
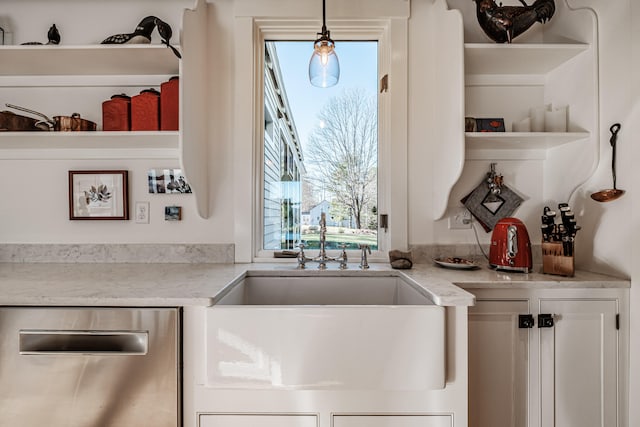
<box><xmin>539</xmin><ymin>299</ymin><xmax>618</xmax><ymax>427</ymax></box>
<box><xmin>468</xmin><ymin>300</ymin><xmax>530</xmax><ymax>427</ymax></box>
<box><xmin>200</xmin><ymin>414</ymin><xmax>317</xmax><ymax>427</ymax></box>
<box><xmin>333</xmin><ymin>415</ymin><xmax>451</xmax><ymax>427</ymax></box>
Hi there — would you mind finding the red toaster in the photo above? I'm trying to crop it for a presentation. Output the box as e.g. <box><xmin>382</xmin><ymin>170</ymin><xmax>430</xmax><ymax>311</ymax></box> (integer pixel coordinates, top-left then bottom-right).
<box><xmin>489</xmin><ymin>217</ymin><xmax>532</xmax><ymax>273</ymax></box>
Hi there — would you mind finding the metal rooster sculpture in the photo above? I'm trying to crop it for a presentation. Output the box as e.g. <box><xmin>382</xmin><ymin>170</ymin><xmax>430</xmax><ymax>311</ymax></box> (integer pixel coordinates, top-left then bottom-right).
<box><xmin>474</xmin><ymin>0</ymin><xmax>555</xmax><ymax>43</ymax></box>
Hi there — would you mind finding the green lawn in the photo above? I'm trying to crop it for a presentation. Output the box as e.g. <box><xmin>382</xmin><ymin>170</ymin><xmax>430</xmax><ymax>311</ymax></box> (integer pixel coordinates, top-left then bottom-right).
<box><xmin>301</xmin><ymin>228</ymin><xmax>377</xmax><ymax>250</ymax></box>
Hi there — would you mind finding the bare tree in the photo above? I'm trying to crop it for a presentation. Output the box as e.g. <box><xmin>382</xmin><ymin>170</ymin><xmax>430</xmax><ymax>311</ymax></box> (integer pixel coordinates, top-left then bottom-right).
<box><xmin>306</xmin><ymin>88</ymin><xmax>377</xmax><ymax>229</ymax></box>
<box><xmin>300</xmin><ymin>176</ymin><xmax>318</xmax><ymax>212</ymax></box>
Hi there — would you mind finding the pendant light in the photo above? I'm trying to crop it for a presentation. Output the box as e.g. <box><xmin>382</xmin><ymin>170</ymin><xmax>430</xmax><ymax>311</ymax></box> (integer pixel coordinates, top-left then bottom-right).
<box><xmin>309</xmin><ymin>0</ymin><xmax>339</xmax><ymax>88</ymax></box>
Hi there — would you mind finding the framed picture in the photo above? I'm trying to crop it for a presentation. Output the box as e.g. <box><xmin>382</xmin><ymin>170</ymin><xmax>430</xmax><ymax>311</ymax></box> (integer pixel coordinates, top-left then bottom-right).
<box><xmin>475</xmin><ymin>118</ymin><xmax>506</xmax><ymax>132</ymax></box>
<box><xmin>69</xmin><ymin>170</ymin><xmax>129</xmax><ymax>220</ymax></box>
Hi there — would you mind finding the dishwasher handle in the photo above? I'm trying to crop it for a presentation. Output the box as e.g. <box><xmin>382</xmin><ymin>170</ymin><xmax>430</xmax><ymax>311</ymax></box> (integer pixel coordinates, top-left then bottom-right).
<box><xmin>19</xmin><ymin>330</ymin><xmax>148</xmax><ymax>355</ymax></box>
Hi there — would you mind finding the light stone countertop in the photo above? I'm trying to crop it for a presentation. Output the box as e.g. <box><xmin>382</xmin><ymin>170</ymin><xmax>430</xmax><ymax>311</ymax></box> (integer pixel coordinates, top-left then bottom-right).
<box><xmin>0</xmin><ymin>261</ymin><xmax>629</xmax><ymax>308</ymax></box>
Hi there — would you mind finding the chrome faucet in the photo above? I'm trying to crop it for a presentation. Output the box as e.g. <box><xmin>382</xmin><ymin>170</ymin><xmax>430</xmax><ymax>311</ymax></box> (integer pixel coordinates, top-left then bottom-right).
<box><xmin>297</xmin><ymin>212</ymin><xmax>354</xmax><ymax>269</ymax></box>
<box><xmin>314</xmin><ymin>212</ymin><xmax>329</xmax><ymax>269</ymax></box>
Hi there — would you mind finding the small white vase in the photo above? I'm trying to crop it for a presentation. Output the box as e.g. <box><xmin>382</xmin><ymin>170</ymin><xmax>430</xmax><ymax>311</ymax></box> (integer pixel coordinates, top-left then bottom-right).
<box><xmin>544</xmin><ymin>106</ymin><xmax>568</xmax><ymax>132</ymax></box>
<box><xmin>512</xmin><ymin>117</ymin><xmax>531</xmax><ymax>132</ymax></box>
<box><xmin>529</xmin><ymin>105</ymin><xmax>549</xmax><ymax>132</ymax></box>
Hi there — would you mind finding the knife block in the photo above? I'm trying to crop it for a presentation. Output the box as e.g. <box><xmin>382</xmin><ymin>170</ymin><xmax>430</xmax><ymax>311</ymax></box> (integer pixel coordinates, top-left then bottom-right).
<box><xmin>542</xmin><ymin>241</ymin><xmax>575</xmax><ymax>277</ymax></box>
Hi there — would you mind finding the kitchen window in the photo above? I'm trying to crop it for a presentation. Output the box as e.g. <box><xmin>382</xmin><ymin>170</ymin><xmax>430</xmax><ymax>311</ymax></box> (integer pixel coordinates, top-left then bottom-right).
<box><xmin>230</xmin><ymin>6</ymin><xmax>409</xmax><ymax>262</ymax></box>
<box><xmin>262</xmin><ymin>40</ymin><xmax>379</xmax><ymax>253</ymax></box>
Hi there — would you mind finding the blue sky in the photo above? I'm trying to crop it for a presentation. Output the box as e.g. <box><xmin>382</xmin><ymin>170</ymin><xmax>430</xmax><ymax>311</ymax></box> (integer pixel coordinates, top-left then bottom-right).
<box><xmin>273</xmin><ymin>41</ymin><xmax>378</xmax><ymax>153</ymax></box>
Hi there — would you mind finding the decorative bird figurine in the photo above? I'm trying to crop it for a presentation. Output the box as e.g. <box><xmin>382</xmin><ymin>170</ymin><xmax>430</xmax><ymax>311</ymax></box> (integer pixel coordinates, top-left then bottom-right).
<box><xmin>474</xmin><ymin>0</ymin><xmax>556</xmax><ymax>43</ymax></box>
<box><xmin>155</xmin><ymin>18</ymin><xmax>182</xmax><ymax>59</ymax></box>
<box><xmin>101</xmin><ymin>16</ymin><xmax>157</xmax><ymax>45</ymax></box>
<box><xmin>101</xmin><ymin>16</ymin><xmax>181</xmax><ymax>58</ymax></box>
<box><xmin>21</xmin><ymin>24</ymin><xmax>60</xmax><ymax>45</ymax></box>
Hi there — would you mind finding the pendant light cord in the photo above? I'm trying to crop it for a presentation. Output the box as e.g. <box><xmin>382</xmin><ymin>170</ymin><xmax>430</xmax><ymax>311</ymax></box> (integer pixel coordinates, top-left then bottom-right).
<box><xmin>321</xmin><ymin>0</ymin><xmax>327</xmax><ymax>35</ymax></box>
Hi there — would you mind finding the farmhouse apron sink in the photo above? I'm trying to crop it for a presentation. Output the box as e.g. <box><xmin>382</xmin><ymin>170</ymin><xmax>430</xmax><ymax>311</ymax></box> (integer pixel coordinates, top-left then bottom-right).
<box><xmin>206</xmin><ymin>272</ymin><xmax>445</xmax><ymax>391</ymax></box>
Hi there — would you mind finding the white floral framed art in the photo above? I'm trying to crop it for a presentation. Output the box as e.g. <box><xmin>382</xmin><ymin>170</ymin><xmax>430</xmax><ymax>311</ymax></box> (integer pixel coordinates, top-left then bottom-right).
<box><xmin>68</xmin><ymin>170</ymin><xmax>129</xmax><ymax>220</ymax></box>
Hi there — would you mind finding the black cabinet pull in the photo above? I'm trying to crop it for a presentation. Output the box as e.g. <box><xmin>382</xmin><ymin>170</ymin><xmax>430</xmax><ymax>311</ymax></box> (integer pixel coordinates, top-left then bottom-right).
<box><xmin>538</xmin><ymin>313</ymin><xmax>555</xmax><ymax>328</ymax></box>
<box><xmin>518</xmin><ymin>314</ymin><xmax>535</xmax><ymax>328</ymax></box>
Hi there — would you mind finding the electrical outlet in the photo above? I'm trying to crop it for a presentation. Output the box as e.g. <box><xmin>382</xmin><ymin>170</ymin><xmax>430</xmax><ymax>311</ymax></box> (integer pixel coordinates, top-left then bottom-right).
<box><xmin>448</xmin><ymin>207</ymin><xmax>472</xmax><ymax>229</ymax></box>
<box><xmin>135</xmin><ymin>201</ymin><xmax>150</xmax><ymax>224</ymax></box>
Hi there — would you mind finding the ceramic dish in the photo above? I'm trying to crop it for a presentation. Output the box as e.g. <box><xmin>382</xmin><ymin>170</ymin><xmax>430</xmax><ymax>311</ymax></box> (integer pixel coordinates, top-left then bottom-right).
<box><xmin>433</xmin><ymin>257</ymin><xmax>479</xmax><ymax>270</ymax></box>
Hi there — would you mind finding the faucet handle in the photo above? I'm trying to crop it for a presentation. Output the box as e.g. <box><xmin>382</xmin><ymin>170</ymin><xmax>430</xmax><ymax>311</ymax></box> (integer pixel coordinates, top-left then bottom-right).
<box><xmin>359</xmin><ymin>244</ymin><xmax>371</xmax><ymax>269</ymax></box>
<box><xmin>297</xmin><ymin>243</ymin><xmax>307</xmax><ymax>269</ymax></box>
<box><xmin>338</xmin><ymin>243</ymin><xmax>348</xmax><ymax>269</ymax></box>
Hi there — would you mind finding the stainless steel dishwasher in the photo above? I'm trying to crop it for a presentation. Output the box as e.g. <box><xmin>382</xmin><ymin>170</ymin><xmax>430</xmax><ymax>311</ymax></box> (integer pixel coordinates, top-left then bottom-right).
<box><xmin>0</xmin><ymin>306</ymin><xmax>181</xmax><ymax>427</ymax></box>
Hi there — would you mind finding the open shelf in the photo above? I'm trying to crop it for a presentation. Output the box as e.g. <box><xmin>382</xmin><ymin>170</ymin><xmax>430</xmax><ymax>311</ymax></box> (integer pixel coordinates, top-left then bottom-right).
<box><xmin>465</xmin><ymin>131</ymin><xmax>589</xmax><ymax>148</ymax></box>
<box><xmin>0</xmin><ymin>45</ymin><xmax>180</xmax><ymax>76</ymax></box>
<box><xmin>464</xmin><ymin>43</ymin><xmax>589</xmax><ymax>75</ymax></box>
<box><xmin>0</xmin><ymin>131</ymin><xmax>179</xmax><ymax>159</ymax></box>
<box><xmin>464</xmin><ymin>132</ymin><xmax>590</xmax><ymax>160</ymax></box>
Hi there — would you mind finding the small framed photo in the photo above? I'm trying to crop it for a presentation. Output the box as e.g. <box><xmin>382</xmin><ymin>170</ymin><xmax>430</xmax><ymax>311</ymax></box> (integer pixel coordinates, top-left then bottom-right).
<box><xmin>165</xmin><ymin>205</ymin><xmax>182</xmax><ymax>221</ymax></box>
<box><xmin>69</xmin><ymin>170</ymin><xmax>129</xmax><ymax>220</ymax></box>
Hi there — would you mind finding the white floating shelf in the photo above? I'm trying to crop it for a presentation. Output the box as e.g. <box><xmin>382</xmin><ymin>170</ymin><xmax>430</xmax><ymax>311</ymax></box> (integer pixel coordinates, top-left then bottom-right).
<box><xmin>464</xmin><ymin>43</ymin><xmax>589</xmax><ymax>75</ymax></box>
<box><xmin>0</xmin><ymin>45</ymin><xmax>180</xmax><ymax>76</ymax></box>
<box><xmin>0</xmin><ymin>131</ymin><xmax>179</xmax><ymax>159</ymax></box>
<box><xmin>464</xmin><ymin>131</ymin><xmax>590</xmax><ymax>160</ymax></box>
<box><xmin>466</xmin><ymin>131</ymin><xmax>589</xmax><ymax>148</ymax></box>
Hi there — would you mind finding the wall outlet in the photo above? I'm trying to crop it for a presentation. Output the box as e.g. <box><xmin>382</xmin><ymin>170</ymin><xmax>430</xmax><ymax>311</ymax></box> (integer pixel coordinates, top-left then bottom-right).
<box><xmin>135</xmin><ymin>201</ymin><xmax>150</xmax><ymax>224</ymax></box>
<box><xmin>448</xmin><ymin>207</ymin><xmax>472</xmax><ymax>229</ymax></box>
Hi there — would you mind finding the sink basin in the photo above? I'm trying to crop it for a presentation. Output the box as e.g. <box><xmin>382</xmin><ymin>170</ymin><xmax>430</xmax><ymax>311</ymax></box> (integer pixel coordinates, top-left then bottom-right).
<box><xmin>214</xmin><ymin>274</ymin><xmax>436</xmax><ymax>305</ymax></box>
<box><xmin>206</xmin><ymin>272</ymin><xmax>445</xmax><ymax>391</ymax></box>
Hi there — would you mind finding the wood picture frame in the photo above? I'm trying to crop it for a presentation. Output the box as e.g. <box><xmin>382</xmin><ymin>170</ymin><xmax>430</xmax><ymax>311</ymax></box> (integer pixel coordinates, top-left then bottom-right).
<box><xmin>69</xmin><ymin>170</ymin><xmax>129</xmax><ymax>220</ymax></box>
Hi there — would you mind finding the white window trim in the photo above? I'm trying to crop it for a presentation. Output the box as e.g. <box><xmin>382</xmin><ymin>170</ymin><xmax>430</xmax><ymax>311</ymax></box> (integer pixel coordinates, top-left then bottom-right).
<box><xmin>232</xmin><ymin>11</ymin><xmax>408</xmax><ymax>263</ymax></box>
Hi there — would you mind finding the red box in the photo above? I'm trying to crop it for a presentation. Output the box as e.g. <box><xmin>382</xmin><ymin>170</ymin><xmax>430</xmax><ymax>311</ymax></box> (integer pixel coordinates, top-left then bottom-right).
<box><xmin>102</xmin><ymin>94</ymin><xmax>131</xmax><ymax>131</ymax></box>
<box><xmin>131</xmin><ymin>88</ymin><xmax>160</xmax><ymax>131</ymax></box>
<box><xmin>161</xmin><ymin>76</ymin><xmax>179</xmax><ymax>131</ymax></box>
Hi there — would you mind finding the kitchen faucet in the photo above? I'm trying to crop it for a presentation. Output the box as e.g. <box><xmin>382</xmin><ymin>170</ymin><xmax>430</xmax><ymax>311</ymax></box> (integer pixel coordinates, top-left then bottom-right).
<box><xmin>297</xmin><ymin>212</ymin><xmax>348</xmax><ymax>269</ymax></box>
<box><xmin>315</xmin><ymin>212</ymin><xmax>329</xmax><ymax>269</ymax></box>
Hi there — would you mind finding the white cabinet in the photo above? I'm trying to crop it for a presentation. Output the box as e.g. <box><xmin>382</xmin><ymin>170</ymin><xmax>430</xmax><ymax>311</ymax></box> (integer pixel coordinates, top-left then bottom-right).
<box><xmin>468</xmin><ymin>299</ymin><xmax>529</xmax><ymax>427</ymax></box>
<box><xmin>467</xmin><ymin>288</ymin><xmax>628</xmax><ymax>427</ymax></box>
<box><xmin>199</xmin><ymin>414</ymin><xmax>452</xmax><ymax>427</ymax></box>
<box><xmin>334</xmin><ymin>415</ymin><xmax>452</xmax><ymax>427</ymax></box>
<box><xmin>538</xmin><ymin>299</ymin><xmax>618</xmax><ymax>427</ymax></box>
<box><xmin>200</xmin><ymin>414</ymin><xmax>317</xmax><ymax>427</ymax></box>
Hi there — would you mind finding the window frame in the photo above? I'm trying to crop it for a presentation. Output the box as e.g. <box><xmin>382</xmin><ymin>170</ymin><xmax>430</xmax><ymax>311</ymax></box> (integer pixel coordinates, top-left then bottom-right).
<box><xmin>255</xmin><ymin>25</ymin><xmax>388</xmax><ymax>261</ymax></box>
<box><xmin>231</xmin><ymin>12</ymin><xmax>408</xmax><ymax>263</ymax></box>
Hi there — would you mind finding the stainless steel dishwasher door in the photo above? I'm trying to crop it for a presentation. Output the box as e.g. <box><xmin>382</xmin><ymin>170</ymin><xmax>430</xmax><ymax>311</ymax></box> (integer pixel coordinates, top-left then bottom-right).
<box><xmin>0</xmin><ymin>307</ymin><xmax>180</xmax><ymax>427</ymax></box>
